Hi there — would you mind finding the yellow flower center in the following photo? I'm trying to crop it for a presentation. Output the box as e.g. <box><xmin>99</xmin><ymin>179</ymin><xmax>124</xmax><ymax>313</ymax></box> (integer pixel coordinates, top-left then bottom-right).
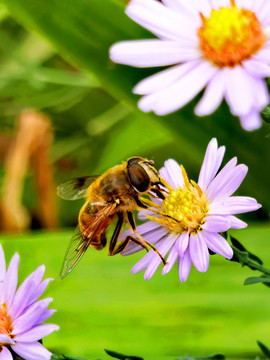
<box><xmin>148</xmin><ymin>166</ymin><xmax>209</xmax><ymax>235</ymax></box>
<box><xmin>0</xmin><ymin>303</ymin><xmax>13</xmax><ymax>346</ymax></box>
<box><xmin>198</xmin><ymin>0</ymin><xmax>266</xmax><ymax>68</ymax></box>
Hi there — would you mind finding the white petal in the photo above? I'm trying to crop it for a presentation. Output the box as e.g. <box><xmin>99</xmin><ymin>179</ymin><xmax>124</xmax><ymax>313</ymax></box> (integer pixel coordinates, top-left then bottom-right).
<box><xmin>162</xmin><ymin>0</ymin><xmax>201</xmax><ymax>25</ymax></box>
<box><xmin>134</xmin><ymin>62</ymin><xmax>199</xmax><ymax>95</ymax></box>
<box><xmin>225</xmin><ymin>66</ymin><xmax>255</xmax><ymax>116</ymax></box>
<box><xmin>253</xmin><ymin>48</ymin><xmax>270</xmax><ymax>65</ymax></box>
<box><xmin>139</xmin><ymin>60</ymin><xmax>217</xmax><ymax>115</ymax></box>
<box><xmin>126</xmin><ymin>0</ymin><xmax>197</xmax><ymax>41</ymax></box>
<box><xmin>239</xmin><ymin>112</ymin><xmax>263</xmax><ymax>131</ymax></box>
<box><xmin>195</xmin><ymin>69</ymin><xmax>226</xmax><ymax>116</ymax></box>
<box><xmin>243</xmin><ymin>60</ymin><xmax>270</xmax><ymax>78</ymax></box>
<box><xmin>110</xmin><ymin>40</ymin><xmax>200</xmax><ymax>68</ymax></box>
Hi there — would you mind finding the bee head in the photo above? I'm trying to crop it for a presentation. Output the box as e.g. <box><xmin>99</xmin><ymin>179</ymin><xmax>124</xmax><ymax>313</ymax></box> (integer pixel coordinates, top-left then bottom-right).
<box><xmin>127</xmin><ymin>157</ymin><xmax>160</xmax><ymax>193</ymax></box>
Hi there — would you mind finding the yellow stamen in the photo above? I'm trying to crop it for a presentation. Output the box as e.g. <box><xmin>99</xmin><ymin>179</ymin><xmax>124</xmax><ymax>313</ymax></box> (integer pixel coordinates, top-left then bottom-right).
<box><xmin>148</xmin><ymin>166</ymin><xmax>209</xmax><ymax>235</ymax></box>
<box><xmin>0</xmin><ymin>303</ymin><xmax>13</xmax><ymax>345</ymax></box>
<box><xmin>198</xmin><ymin>2</ymin><xmax>266</xmax><ymax>68</ymax></box>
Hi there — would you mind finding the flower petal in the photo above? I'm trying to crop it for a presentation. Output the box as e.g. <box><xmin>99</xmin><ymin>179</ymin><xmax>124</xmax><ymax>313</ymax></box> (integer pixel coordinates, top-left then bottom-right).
<box><xmin>126</xmin><ymin>0</ymin><xmax>197</xmax><ymax>41</ymax></box>
<box><xmin>9</xmin><ymin>265</ymin><xmax>46</xmax><ymax>320</ymax></box>
<box><xmin>37</xmin><ymin>309</ymin><xmax>57</xmax><ymax>324</ymax></box>
<box><xmin>226</xmin><ymin>215</ymin><xmax>247</xmax><ymax>229</ymax></box>
<box><xmin>110</xmin><ymin>40</ymin><xmax>200</xmax><ymax>68</ymax></box>
<box><xmin>189</xmin><ymin>233</ymin><xmax>209</xmax><ymax>272</ymax></box>
<box><xmin>162</xmin><ymin>242</ymin><xmax>179</xmax><ymax>275</ymax></box>
<box><xmin>0</xmin><ymin>253</ymin><xmax>20</xmax><ymax>309</ymax></box>
<box><xmin>177</xmin><ymin>232</ymin><xmax>189</xmax><ymax>257</ymax></box>
<box><xmin>144</xmin><ymin>234</ymin><xmax>176</xmax><ymax>280</ymax></box>
<box><xmin>202</xmin><ymin>215</ymin><xmax>231</xmax><ymax>232</ymax></box>
<box><xmin>0</xmin><ymin>335</ymin><xmax>15</xmax><ymax>345</ymax></box>
<box><xmin>139</xmin><ymin>61</ymin><xmax>217</xmax><ymax>115</ymax></box>
<box><xmin>198</xmin><ymin>138</ymin><xmax>218</xmax><ymax>191</ymax></box>
<box><xmin>163</xmin><ymin>159</ymin><xmax>185</xmax><ymax>188</ymax></box>
<box><xmin>209</xmin><ymin>196</ymin><xmax>262</xmax><ymax>215</ymax></box>
<box><xmin>133</xmin><ymin>62</ymin><xmax>200</xmax><ymax>95</ymax></box>
<box><xmin>0</xmin><ymin>244</ymin><xmax>6</xmax><ymax>290</ymax></box>
<box><xmin>207</xmin><ymin>163</ymin><xmax>248</xmax><ymax>202</ymax></box>
<box><xmin>243</xmin><ymin>59</ymin><xmax>270</xmax><ymax>78</ymax></box>
<box><xmin>15</xmin><ymin>324</ymin><xmax>59</xmax><ymax>342</ymax></box>
<box><xmin>0</xmin><ymin>347</ymin><xmax>13</xmax><ymax>360</ymax></box>
<box><xmin>195</xmin><ymin>70</ymin><xmax>226</xmax><ymax>116</ymax></box>
<box><xmin>203</xmin><ymin>232</ymin><xmax>233</xmax><ymax>259</ymax></box>
<box><xmin>122</xmin><ymin>226</ymin><xmax>168</xmax><ymax>256</ymax></box>
<box><xmin>224</xmin><ymin>66</ymin><xmax>255</xmax><ymax>116</ymax></box>
<box><xmin>11</xmin><ymin>341</ymin><xmax>52</xmax><ymax>360</ymax></box>
<box><xmin>239</xmin><ymin>111</ymin><xmax>263</xmax><ymax>131</ymax></box>
<box><xmin>178</xmin><ymin>249</ymin><xmax>192</xmax><ymax>282</ymax></box>
<box><xmin>12</xmin><ymin>298</ymin><xmax>53</xmax><ymax>335</ymax></box>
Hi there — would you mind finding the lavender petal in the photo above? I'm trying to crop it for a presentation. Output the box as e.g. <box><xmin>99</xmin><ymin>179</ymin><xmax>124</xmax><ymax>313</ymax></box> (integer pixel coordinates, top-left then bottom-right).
<box><xmin>189</xmin><ymin>233</ymin><xmax>209</xmax><ymax>272</ymax></box>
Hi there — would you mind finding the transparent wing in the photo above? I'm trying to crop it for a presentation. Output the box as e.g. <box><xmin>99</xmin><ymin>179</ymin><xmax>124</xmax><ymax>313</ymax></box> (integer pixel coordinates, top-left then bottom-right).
<box><xmin>59</xmin><ymin>202</ymin><xmax>117</xmax><ymax>279</ymax></box>
<box><xmin>57</xmin><ymin>176</ymin><xmax>97</xmax><ymax>200</ymax></box>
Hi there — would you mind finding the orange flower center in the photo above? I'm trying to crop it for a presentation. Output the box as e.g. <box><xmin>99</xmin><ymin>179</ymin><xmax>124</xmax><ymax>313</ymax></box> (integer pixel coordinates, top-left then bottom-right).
<box><xmin>0</xmin><ymin>303</ymin><xmax>13</xmax><ymax>346</ymax></box>
<box><xmin>198</xmin><ymin>0</ymin><xmax>266</xmax><ymax>68</ymax></box>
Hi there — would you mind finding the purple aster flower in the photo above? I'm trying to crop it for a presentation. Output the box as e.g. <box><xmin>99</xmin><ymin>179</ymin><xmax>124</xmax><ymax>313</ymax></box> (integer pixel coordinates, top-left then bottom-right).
<box><xmin>0</xmin><ymin>244</ymin><xmax>59</xmax><ymax>360</ymax></box>
<box><xmin>121</xmin><ymin>138</ymin><xmax>261</xmax><ymax>282</ymax></box>
<box><xmin>110</xmin><ymin>0</ymin><xmax>270</xmax><ymax>131</ymax></box>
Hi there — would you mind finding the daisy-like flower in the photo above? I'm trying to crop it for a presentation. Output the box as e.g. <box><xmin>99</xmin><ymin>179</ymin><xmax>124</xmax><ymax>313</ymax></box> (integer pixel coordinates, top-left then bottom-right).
<box><xmin>121</xmin><ymin>138</ymin><xmax>261</xmax><ymax>282</ymax></box>
<box><xmin>0</xmin><ymin>244</ymin><xmax>59</xmax><ymax>360</ymax></box>
<box><xmin>110</xmin><ymin>0</ymin><xmax>270</xmax><ymax>131</ymax></box>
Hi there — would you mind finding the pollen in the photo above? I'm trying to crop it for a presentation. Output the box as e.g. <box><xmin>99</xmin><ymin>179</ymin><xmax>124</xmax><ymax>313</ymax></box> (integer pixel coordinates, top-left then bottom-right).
<box><xmin>148</xmin><ymin>167</ymin><xmax>209</xmax><ymax>235</ymax></box>
<box><xmin>0</xmin><ymin>303</ymin><xmax>12</xmax><ymax>343</ymax></box>
<box><xmin>198</xmin><ymin>0</ymin><xmax>266</xmax><ymax>68</ymax></box>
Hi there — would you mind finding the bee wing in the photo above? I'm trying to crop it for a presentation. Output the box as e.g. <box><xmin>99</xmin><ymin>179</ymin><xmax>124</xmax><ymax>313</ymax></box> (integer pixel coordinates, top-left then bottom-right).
<box><xmin>60</xmin><ymin>202</ymin><xmax>117</xmax><ymax>279</ymax></box>
<box><xmin>57</xmin><ymin>176</ymin><xmax>98</xmax><ymax>200</ymax></box>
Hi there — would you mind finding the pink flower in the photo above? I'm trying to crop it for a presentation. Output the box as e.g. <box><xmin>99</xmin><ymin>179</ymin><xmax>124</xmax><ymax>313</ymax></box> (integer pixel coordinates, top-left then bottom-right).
<box><xmin>121</xmin><ymin>138</ymin><xmax>261</xmax><ymax>281</ymax></box>
<box><xmin>0</xmin><ymin>244</ymin><xmax>59</xmax><ymax>360</ymax></box>
<box><xmin>110</xmin><ymin>0</ymin><xmax>270</xmax><ymax>131</ymax></box>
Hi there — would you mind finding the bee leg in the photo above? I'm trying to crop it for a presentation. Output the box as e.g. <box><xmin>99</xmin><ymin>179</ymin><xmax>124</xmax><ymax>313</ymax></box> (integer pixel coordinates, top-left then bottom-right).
<box><xmin>134</xmin><ymin>196</ymin><xmax>148</xmax><ymax>209</ymax></box>
<box><xmin>127</xmin><ymin>211</ymin><xmax>167</xmax><ymax>266</ymax></box>
<box><xmin>112</xmin><ymin>235</ymin><xmax>149</xmax><ymax>255</ymax></box>
<box><xmin>108</xmin><ymin>212</ymin><xmax>124</xmax><ymax>256</ymax></box>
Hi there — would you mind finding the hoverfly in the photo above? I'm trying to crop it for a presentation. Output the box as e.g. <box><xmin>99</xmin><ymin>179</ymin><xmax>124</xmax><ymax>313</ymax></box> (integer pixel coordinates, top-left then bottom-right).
<box><xmin>57</xmin><ymin>157</ymin><xmax>167</xmax><ymax>279</ymax></box>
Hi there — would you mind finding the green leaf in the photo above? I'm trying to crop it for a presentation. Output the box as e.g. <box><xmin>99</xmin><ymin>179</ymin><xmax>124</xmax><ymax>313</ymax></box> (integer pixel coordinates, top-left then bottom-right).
<box><xmin>105</xmin><ymin>349</ymin><xmax>143</xmax><ymax>360</ymax></box>
<box><xmin>257</xmin><ymin>341</ymin><xmax>270</xmax><ymax>359</ymax></box>
<box><xmin>244</xmin><ymin>276</ymin><xmax>270</xmax><ymax>286</ymax></box>
<box><xmin>230</xmin><ymin>237</ymin><xmax>264</xmax><ymax>268</ymax></box>
<box><xmin>175</xmin><ymin>355</ymin><xmax>225</xmax><ymax>360</ymax></box>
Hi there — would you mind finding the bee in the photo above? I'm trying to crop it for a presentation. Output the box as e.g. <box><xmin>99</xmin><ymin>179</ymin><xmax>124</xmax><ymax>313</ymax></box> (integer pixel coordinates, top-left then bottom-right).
<box><xmin>57</xmin><ymin>157</ymin><xmax>167</xmax><ymax>279</ymax></box>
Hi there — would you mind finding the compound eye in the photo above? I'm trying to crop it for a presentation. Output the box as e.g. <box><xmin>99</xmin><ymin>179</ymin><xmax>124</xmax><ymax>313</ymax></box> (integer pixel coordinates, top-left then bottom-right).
<box><xmin>128</xmin><ymin>164</ymin><xmax>150</xmax><ymax>192</ymax></box>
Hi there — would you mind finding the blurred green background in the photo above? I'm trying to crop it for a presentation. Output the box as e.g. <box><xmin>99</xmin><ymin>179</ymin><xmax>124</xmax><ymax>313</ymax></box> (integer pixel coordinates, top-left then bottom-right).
<box><xmin>0</xmin><ymin>0</ymin><xmax>269</xmax><ymax>358</ymax></box>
